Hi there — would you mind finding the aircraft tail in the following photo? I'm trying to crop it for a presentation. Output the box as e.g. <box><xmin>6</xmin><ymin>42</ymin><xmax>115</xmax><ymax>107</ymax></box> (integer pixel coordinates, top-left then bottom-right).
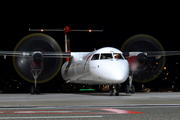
<box><xmin>29</xmin><ymin>26</ymin><xmax>103</xmax><ymax>61</ymax></box>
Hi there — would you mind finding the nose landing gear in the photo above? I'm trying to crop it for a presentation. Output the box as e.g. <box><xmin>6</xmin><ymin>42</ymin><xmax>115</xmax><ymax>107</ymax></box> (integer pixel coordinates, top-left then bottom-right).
<box><xmin>109</xmin><ymin>72</ymin><xmax>135</xmax><ymax>96</ymax></box>
<box><xmin>109</xmin><ymin>84</ymin><xmax>120</xmax><ymax>96</ymax></box>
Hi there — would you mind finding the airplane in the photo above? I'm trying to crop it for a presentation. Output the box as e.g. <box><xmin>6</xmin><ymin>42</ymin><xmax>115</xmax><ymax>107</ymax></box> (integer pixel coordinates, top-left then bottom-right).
<box><xmin>1</xmin><ymin>26</ymin><xmax>180</xmax><ymax>96</ymax></box>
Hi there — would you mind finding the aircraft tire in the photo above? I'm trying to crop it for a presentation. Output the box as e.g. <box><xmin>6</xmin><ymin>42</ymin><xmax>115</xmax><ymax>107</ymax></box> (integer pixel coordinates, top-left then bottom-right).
<box><xmin>31</xmin><ymin>86</ymin><xmax>35</xmax><ymax>95</ymax></box>
<box><xmin>131</xmin><ymin>85</ymin><xmax>135</xmax><ymax>94</ymax></box>
<box><xmin>115</xmin><ymin>93</ymin><xmax>119</xmax><ymax>96</ymax></box>
<box><xmin>115</xmin><ymin>85</ymin><xmax>120</xmax><ymax>96</ymax></box>
<box><xmin>109</xmin><ymin>86</ymin><xmax>113</xmax><ymax>96</ymax></box>
<box><xmin>125</xmin><ymin>85</ymin><xmax>130</xmax><ymax>94</ymax></box>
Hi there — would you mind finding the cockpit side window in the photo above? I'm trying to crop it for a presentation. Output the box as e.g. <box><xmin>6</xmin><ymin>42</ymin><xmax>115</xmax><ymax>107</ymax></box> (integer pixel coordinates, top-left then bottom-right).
<box><xmin>113</xmin><ymin>53</ymin><xmax>124</xmax><ymax>59</ymax></box>
<box><xmin>91</xmin><ymin>54</ymin><xmax>100</xmax><ymax>60</ymax></box>
<box><xmin>100</xmin><ymin>53</ymin><xmax>113</xmax><ymax>60</ymax></box>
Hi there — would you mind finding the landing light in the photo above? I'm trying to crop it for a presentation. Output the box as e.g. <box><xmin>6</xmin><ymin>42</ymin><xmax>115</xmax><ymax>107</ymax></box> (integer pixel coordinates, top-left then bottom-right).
<box><xmin>88</xmin><ymin>29</ymin><xmax>92</xmax><ymax>32</ymax></box>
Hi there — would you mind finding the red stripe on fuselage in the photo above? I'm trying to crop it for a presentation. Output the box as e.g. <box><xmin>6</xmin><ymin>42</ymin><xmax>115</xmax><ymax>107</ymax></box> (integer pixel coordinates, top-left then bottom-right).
<box><xmin>127</xmin><ymin>56</ymin><xmax>137</xmax><ymax>70</ymax></box>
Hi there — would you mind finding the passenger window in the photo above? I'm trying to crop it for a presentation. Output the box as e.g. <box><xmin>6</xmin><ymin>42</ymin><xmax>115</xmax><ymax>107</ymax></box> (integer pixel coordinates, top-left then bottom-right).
<box><xmin>100</xmin><ymin>54</ymin><xmax>113</xmax><ymax>60</ymax></box>
<box><xmin>91</xmin><ymin>54</ymin><xmax>99</xmax><ymax>60</ymax></box>
<box><xmin>113</xmin><ymin>53</ymin><xmax>124</xmax><ymax>59</ymax></box>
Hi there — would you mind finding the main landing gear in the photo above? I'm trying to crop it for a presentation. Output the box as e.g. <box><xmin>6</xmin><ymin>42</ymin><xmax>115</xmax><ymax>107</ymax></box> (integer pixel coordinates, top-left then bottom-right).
<box><xmin>109</xmin><ymin>84</ymin><xmax>120</xmax><ymax>96</ymax></box>
<box><xmin>30</xmin><ymin>53</ymin><xmax>43</xmax><ymax>95</ymax></box>
<box><xmin>125</xmin><ymin>74</ymin><xmax>135</xmax><ymax>94</ymax></box>
<box><xmin>31</xmin><ymin>85</ymin><xmax>40</xmax><ymax>94</ymax></box>
<box><xmin>30</xmin><ymin>70</ymin><xmax>42</xmax><ymax>95</ymax></box>
<box><xmin>109</xmin><ymin>72</ymin><xmax>135</xmax><ymax>96</ymax></box>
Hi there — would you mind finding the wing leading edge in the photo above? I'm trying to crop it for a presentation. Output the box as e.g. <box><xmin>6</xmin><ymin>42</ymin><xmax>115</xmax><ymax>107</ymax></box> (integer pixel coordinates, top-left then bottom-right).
<box><xmin>0</xmin><ymin>51</ymin><xmax>71</xmax><ymax>58</ymax></box>
<box><xmin>123</xmin><ymin>51</ymin><xmax>180</xmax><ymax>58</ymax></box>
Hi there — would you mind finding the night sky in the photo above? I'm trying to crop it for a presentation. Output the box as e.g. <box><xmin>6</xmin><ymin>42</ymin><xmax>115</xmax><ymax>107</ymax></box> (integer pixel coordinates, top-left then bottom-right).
<box><xmin>1</xmin><ymin>2</ymin><xmax>180</xmax><ymax>93</ymax></box>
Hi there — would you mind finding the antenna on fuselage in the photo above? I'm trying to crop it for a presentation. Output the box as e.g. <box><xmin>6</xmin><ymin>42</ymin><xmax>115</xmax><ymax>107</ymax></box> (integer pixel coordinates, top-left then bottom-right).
<box><xmin>29</xmin><ymin>26</ymin><xmax>103</xmax><ymax>61</ymax></box>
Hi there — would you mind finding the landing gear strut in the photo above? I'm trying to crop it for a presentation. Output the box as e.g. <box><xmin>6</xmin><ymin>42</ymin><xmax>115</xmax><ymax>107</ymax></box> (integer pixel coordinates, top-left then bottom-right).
<box><xmin>125</xmin><ymin>73</ymin><xmax>135</xmax><ymax>94</ymax></box>
<box><xmin>109</xmin><ymin>84</ymin><xmax>120</xmax><ymax>96</ymax></box>
<box><xmin>30</xmin><ymin>52</ymin><xmax>43</xmax><ymax>94</ymax></box>
<box><xmin>31</xmin><ymin>70</ymin><xmax>41</xmax><ymax>94</ymax></box>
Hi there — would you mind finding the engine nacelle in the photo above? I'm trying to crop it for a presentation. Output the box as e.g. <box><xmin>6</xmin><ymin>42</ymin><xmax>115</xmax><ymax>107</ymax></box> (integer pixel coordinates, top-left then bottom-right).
<box><xmin>137</xmin><ymin>53</ymin><xmax>147</xmax><ymax>64</ymax></box>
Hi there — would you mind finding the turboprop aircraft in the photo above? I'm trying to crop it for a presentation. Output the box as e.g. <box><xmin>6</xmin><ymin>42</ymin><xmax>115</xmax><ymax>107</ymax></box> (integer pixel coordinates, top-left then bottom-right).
<box><xmin>1</xmin><ymin>26</ymin><xmax>180</xmax><ymax>96</ymax></box>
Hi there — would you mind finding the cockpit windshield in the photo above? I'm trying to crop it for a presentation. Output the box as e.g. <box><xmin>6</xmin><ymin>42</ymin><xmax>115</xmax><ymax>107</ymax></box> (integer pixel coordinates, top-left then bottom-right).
<box><xmin>100</xmin><ymin>53</ymin><xmax>113</xmax><ymax>59</ymax></box>
<box><xmin>91</xmin><ymin>53</ymin><xmax>124</xmax><ymax>60</ymax></box>
<box><xmin>113</xmin><ymin>53</ymin><xmax>124</xmax><ymax>59</ymax></box>
<box><xmin>91</xmin><ymin>54</ymin><xmax>99</xmax><ymax>60</ymax></box>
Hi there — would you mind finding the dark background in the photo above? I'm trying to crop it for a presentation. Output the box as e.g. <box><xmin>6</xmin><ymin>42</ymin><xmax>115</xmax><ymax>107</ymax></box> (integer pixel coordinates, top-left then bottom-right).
<box><xmin>0</xmin><ymin>2</ymin><xmax>180</xmax><ymax>93</ymax></box>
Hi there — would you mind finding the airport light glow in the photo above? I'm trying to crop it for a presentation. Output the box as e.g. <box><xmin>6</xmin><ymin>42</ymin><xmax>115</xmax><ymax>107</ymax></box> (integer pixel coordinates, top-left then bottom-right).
<box><xmin>79</xmin><ymin>89</ymin><xmax>95</xmax><ymax>91</ymax></box>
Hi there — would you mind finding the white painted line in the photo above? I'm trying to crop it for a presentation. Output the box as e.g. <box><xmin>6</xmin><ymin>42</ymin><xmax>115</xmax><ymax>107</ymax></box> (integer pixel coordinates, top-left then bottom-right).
<box><xmin>0</xmin><ymin>116</ymin><xmax>103</xmax><ymax>119</ymax></box>
<box><xmin>13</xmin><ymin>111</ymin><xmax>72</xmax><ymax>113</ymax></box>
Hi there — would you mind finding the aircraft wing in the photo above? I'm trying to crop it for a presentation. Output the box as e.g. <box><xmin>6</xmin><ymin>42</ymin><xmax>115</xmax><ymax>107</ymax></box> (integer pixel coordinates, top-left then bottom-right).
<box><xmin>0</xmin><ymin>51</ymin><xmax>71</xmax><ymax>58</ymax></box>
<box><xmin>42</xmin><ymin>52</ymin><xmax>71</xmax><ymax>58</ymax></box>
<box><xmin>0</xmin><ymin>51</ymin><xmax>28</xmax><ymax>57</ymax></box>
<box><xmin>145</xmin><ymin>51</ymin><xmax>180</xmax><ymax>57</ymax></box>
<box><xmin>123</xmin><ymin>51</ymin><xmax>180</xmax><ymax>58</ymax></box>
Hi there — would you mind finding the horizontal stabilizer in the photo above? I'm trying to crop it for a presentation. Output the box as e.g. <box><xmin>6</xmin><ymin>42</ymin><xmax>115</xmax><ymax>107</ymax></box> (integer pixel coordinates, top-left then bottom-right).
<box><xmin>29</xmin><ymin>27</ymin><xmax>103</xmax><ymax>32</ymax></box>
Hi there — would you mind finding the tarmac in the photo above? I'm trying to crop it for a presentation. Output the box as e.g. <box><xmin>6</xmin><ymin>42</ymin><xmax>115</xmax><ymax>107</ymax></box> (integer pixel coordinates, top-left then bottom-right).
<box><xmin>0</xmin><ymin>92</ymin><xmax>180</xmax><ymax>120</ymax></box>
<box><xmin>0</xmin><ymin>92</ymin><xmax>179</xmax><ymax>107</ymax></box>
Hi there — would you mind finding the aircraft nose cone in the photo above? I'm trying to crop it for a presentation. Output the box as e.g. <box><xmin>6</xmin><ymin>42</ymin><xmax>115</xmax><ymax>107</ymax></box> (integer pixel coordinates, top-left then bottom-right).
<box><xmin>99</xmin><ymin>61</ymin><xmax>129</xmax><ymax>83</ymax></box>
<box><xmin>111</xmin><ymin>71</ymin><xmax>125</xmax><ymax>81</ymax></box>
<box><xmin>90</xmin><ymin>60</ymin><xmax>129</xmax><ymax>84</ymax></box>
<box><xmin>110</xmin><ymin>62</ymin><xmax>128</xmax><ymax>79</ymax></box>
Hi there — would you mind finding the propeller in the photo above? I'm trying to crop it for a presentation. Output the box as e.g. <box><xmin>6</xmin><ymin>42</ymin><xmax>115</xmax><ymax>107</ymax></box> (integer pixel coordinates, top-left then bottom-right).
<box><xmin>121</xmin><ymin>34</ymin><xmax>166</xmax><ymax>83</ymax></box>
<box><xmin>13</xmin><ymin>33</ymin><xmax>62</xmax><ymax>83</ymax></box>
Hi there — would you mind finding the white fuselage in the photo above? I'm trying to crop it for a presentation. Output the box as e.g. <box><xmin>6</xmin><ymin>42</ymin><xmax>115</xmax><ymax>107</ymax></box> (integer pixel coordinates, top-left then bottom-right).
<box><xmin>61</xmin><ymin>47</ymin><xmax>129</xmax><ymax>85</ymax></box>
